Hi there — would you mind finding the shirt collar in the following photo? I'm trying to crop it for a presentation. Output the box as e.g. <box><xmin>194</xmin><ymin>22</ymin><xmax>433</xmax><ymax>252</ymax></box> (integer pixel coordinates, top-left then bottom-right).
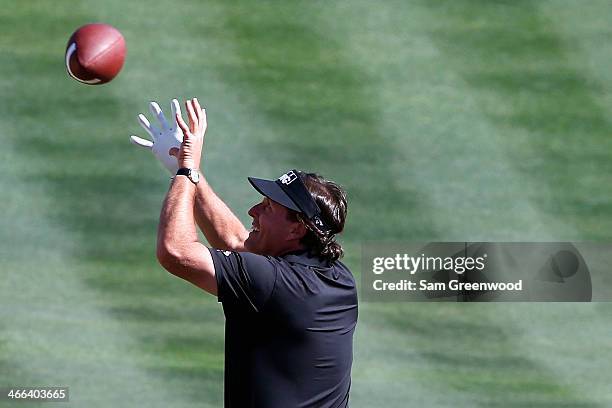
<box><xmin>281</xmin><ymin>249</ymin><xmax>331</xmax><ymax>268</ymax></box>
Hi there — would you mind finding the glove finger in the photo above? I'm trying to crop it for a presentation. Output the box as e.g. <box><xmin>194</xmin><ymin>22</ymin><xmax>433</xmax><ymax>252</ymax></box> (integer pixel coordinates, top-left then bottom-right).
<box><xmin>138</xmin><ymin>114</ymin><xmax>155</xmax><ymax>138</ymax></box>
<box><xmin>170</xmin><ymin>99</ymin><xmax>181</xmax><ymax>130</ymax></box>
<box><xmin>130</xmin><ymin>135</ymin><xmax>154</xmax><ymax>149</ymax></box>
<box><xmin>139</xmin><ymin>114</ymin><xmax>162</xmax><ymax>142</ymax></box>
<box><xmin>150</xmin><ymin>101</ymin><xmax>170</xmax><ymax>130</ymax></box>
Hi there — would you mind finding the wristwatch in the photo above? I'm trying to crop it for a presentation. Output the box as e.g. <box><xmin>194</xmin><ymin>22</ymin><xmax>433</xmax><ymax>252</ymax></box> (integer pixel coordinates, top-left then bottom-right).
<box><xmin>176</xmin><ymin>168</ymin><xmax>200</xmax><ymax>184</ymax></box>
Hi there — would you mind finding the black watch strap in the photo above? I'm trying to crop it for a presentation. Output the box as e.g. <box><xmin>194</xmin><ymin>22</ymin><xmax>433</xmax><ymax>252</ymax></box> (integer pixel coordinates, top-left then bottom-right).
<box><xmin>175</xmin><ymin>168</ymin><xmax>200</xmax><ymax>184</ymax></box>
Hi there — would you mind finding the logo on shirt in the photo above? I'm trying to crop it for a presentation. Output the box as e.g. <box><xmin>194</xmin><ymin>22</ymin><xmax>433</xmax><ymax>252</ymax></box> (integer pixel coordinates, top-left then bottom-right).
<box><xmin>216</xmin><ymin>250</ymin><xmax>233</xmax><ymax>257</ymax></box>
<box><xmin>278</xmin><ymin>170</ymin><xmax>297</xmax><ymax>185</ymax></box>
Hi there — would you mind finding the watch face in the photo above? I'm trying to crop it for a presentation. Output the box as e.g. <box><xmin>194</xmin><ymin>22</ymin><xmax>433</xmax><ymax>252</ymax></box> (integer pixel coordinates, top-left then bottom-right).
<box><xmin>190</xmin><ymin>170</ymin><xmax>200</xmax><ymax>183</ymax></box>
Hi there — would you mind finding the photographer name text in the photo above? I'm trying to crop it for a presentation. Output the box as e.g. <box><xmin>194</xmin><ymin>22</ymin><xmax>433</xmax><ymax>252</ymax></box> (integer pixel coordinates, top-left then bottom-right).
<box><xmin>370</xmin><ymin>253</ymin><xmax>523</xmax><ymax>293</ymax></box>
<box><xmin>372</xmin><ymin>279</ymin><xmax>523</xmax><ymax>291</ymax></box>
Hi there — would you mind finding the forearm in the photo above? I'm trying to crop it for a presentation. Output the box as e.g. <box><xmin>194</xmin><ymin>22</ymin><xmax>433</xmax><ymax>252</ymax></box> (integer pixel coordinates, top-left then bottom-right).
<box><xmin>157</xmin><ymin>176</ymin><xmax>218</xmax><ymax>295</ymax></box>
<box><xmin>194</xmin><ymin>175</ymin><xmax>249</xmax><ymax>251</ymax></box>
<box><xmin>154</xmin><ymin>97</ymin><xmax>218</xmax><ymax>295</ymax></box>
<box><xmin>158</xmin><ymin>176</ymin><xmax>199</xmax><ymax>257</ymax></box>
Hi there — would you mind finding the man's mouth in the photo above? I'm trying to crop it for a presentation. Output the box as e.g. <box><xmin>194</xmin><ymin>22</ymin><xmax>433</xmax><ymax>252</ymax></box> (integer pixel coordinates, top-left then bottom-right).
<box><xmin>250</xmin><ymin>224</ymin><xmax>260</xmax><ymax>233</ymax></box>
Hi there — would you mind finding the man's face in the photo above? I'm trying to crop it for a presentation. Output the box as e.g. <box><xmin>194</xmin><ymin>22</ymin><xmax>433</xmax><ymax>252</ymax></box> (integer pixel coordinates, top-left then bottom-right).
<box><xmin>245</xmin><ymin>197</ymin><xmax>303</xmax><ymax>256</ymax></box>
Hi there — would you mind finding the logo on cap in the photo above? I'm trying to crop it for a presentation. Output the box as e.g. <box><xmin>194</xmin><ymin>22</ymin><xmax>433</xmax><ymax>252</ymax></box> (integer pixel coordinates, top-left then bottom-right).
<box><xmin>278</xmin><ymin>170</ymin><xmax>298</xmax><ymax>185</ymax></box>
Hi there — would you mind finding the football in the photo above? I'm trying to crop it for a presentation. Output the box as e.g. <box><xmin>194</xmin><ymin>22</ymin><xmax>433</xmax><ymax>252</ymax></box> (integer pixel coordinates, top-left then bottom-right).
<box><xmin>65</xmin><ymin>23</ymin><xmax>126</xmax><ymax>85</ymax></box>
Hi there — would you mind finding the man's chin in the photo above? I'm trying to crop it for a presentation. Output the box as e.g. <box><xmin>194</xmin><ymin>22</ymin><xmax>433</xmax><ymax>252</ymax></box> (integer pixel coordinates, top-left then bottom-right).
<box><xmin>244</xmin><ymin>235</ymin><xmax>258</xmax><ymax>253</ymax></box>
<box><xmin>246</xmin><ymin>238</ymin><xmax>271</xmax><ymax>257</ymax></box>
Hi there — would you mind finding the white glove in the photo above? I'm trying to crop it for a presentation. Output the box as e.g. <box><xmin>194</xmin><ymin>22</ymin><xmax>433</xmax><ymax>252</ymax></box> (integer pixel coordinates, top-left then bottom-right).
<box><xmin>130</xmin><ymin>99</ymin><xmax>183</xmax><ymax>174</ymax></box>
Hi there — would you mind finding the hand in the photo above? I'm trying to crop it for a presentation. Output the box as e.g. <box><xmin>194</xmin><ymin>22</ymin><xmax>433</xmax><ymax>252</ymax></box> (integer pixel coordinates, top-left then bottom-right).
<box><xmin>174</xmin><ymin>98</ymin><xmax>207</xmax><ymax>170</ymax></box>
<box><xmin>130</xmin><ymin>99</ymin><xmax>183</xmax><ymax>174</ymax></box>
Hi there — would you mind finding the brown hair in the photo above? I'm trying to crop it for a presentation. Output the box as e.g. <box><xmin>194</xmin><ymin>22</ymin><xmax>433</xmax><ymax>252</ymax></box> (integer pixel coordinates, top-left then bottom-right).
<box><xmin>294</xmin><ymin>171</ymin><xmax>348</xmax><ymax>262</ymax></box>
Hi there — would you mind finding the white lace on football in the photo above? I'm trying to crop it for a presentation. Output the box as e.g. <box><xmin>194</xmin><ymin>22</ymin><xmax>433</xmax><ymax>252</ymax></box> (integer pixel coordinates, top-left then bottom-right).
<box><xmin>65</xmin><ymin>43</ymin><xmax>102</xmax><ymax>85</ymax></box>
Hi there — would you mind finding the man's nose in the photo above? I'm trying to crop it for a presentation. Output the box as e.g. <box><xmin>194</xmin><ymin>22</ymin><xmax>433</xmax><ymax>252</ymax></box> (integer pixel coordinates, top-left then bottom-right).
<box><xmin>248</xmin><ymin>204</ymin><xmax>259</xmax><ymax>218</ymax></box>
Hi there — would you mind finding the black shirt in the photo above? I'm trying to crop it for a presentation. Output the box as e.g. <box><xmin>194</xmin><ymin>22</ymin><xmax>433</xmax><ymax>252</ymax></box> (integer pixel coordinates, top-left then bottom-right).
<box><xmin>211</xmin><ymin>249</ymin><xmax>358</xmax><ymax>408</ymax></box>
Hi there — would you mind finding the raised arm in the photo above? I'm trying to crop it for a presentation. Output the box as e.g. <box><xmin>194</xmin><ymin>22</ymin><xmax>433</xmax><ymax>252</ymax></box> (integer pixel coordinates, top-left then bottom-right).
<box><xmin>194</xmin><ymin>179</ymin><xmax>249</xmax><ymax>252</ymax></box>
<box><xmin>130</xmin><ymin>98</ymin><xmax>249</xmax><ymax>252</ymax></box>
<box><xmin>157</xmin><ymin>176</ymin><xmax>217</xmax><ymax>295</ymax></box>
<box><xmin>156</xmin><ymin>98</ymin><xmax>217</xmax><ymax>295</ymax></box>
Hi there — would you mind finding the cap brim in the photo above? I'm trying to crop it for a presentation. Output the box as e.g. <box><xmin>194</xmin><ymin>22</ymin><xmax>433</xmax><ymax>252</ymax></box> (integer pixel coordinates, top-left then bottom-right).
<box><xmin>248</xmin><ymin>177</ymin><xmax>301</xmax><ymax>212</ymax></box>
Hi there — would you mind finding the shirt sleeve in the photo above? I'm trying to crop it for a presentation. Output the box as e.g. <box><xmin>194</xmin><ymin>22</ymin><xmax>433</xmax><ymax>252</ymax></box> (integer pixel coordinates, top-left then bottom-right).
<box><xmin>210</xmin><ymin>249</ymin><xmax>277</xmax><ymax>313</ymax></box>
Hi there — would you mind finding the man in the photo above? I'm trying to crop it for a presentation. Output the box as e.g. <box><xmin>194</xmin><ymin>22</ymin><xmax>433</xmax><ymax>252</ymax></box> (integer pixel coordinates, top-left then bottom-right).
<box><xmin>131</xmin><ymin>98</ymin><xmax>358</xmax><ymax>407</ymax></box>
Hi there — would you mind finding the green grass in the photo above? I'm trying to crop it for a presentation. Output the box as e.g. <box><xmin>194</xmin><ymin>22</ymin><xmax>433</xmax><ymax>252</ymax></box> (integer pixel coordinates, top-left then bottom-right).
<box><xmin>1</xmin><ymin>0</ymin><xmax>612</xmax><ymax>406</ymax></box>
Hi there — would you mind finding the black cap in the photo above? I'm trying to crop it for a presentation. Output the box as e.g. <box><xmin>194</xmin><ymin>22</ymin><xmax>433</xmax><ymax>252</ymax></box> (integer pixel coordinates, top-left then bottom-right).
<box><xmin>248</xmin><ymin>170</ymin><xmax>330</xmax><ymax>232</ymax></box>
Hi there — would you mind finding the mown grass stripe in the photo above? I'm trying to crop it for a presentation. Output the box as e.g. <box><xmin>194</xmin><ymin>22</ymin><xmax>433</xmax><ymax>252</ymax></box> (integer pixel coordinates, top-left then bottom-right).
<box><xmin>1</xmin><ymin>1</ymin><xmax>223</xmax><ymax>406</ymax></box>
<box><xmin>2</xmin><ymin>1</ymin><xmax>612</xmax><ymax>407</ymax></box>
<box><xmin>305</xmin><ymin>1</ymin><xmax>610</xmax><ymax>406</ymax></box>
<box><xmin>422</xmin><ymin>0</ymin><xmax>612</xmax><ymax>241</ymax></box>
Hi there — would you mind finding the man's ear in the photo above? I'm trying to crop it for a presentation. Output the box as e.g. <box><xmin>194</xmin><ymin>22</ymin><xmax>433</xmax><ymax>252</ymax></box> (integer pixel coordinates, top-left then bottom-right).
<box><xmin>288</xmin><ymin>220</ymin><xmax>308</xmax><ymax>240</ymax></box>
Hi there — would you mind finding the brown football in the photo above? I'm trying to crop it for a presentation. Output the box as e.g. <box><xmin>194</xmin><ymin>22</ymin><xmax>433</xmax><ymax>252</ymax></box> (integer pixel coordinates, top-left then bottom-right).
<box><xmin>65</xmin><ymin>23</ymin><xmax>126</xmax><ymax>85</ymax></box>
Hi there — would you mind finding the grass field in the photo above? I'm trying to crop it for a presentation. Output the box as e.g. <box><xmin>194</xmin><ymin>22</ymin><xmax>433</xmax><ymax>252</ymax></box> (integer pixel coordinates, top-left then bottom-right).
<box><xmin>2</xmin><ymin>1</ymin><xmax>612</xmax><ymax>406</ymax></box>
